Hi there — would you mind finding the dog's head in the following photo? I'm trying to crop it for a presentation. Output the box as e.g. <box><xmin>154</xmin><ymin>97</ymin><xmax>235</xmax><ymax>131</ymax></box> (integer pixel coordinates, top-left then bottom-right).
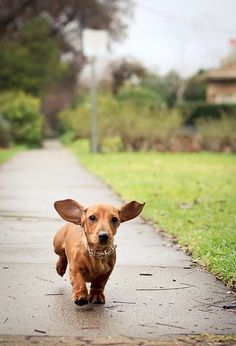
<box><xmin>54</xmin><ymin>199</ymin><xmax>145</xmax><ymax>248</ymax></box>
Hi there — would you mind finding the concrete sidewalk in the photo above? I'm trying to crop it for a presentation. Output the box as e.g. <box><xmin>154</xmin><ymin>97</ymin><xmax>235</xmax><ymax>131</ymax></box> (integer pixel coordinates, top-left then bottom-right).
<box><xmin>0</xmin><ymin>141</ymin><xmax>235</xmax><ymax>340</ymax></box>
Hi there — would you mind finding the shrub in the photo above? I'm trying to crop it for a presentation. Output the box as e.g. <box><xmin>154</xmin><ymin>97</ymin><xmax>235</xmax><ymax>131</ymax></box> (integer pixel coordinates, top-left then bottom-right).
<box><xmin>117</xmin><ymin>86</ymin><xmax>164</xmax><ymax>108</ymax></box>
<box><xmin>0</xmin><ymin>115</ymin><xmax>12</xmax><ymax>147</ymax></box>
<box><xmin>59</xmin><ymin>94</ymin><xmax>120</xmax><ymax>141</ymax></box>
<box><xmin>59</xmin><ymin>103</ymin><xmax>91</xmax><ymax>139</ymax></box>
<box><xmin>0</xmin><ymin>91</ymin><xmax>43</xmax><ymax>146</ymax></box>
<box><xmin>196</xmin><ymin>116</ymin><xmax>236</xmax><ymax>152</ymax></box>
<box><xmin>100</xmin><ymin>136</ymin><xmax>124</xmax><ymax>153</ymax></box>
<box><xmin>117</xmin><ymin>103</ymin><xmax>183</xmax><ymax>150</ymax></box>
<box><xmin>59</xmin><ymin>93</ymin><xmax>184</xmax><ymax>151</ymax></box>
<box><xmin>60</xmin><ymin>131</ymin><xmax>76</xmax><ymax>145</ymax></box>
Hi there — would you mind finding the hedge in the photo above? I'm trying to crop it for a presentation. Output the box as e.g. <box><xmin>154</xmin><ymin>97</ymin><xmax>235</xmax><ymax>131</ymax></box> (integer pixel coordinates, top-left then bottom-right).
<box><xmin>178</xmin><ymin>102</ymin><xmax>236</xmax><ymax>124</ymax></box>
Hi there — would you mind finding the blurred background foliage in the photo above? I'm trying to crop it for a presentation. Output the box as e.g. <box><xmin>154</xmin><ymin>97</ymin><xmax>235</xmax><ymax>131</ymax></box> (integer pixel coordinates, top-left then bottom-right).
<box><xmin>0</xmin><ymin>17</ymin><xmax>63</xmax><ymax>96</ymax></box>
<box><xmin>0</xmin><ymin>0</ymin><xmax>235</xmax><ymax>151</ymax></box>
<box><xmin>60</xmin><ymin>91</ymin><xmax>184</xmax><ymax>152</ymax></box>
<box><xmin>0</xmin><ymin>91</ymin><xmax>43</xmax><ymax>146</ymax></box>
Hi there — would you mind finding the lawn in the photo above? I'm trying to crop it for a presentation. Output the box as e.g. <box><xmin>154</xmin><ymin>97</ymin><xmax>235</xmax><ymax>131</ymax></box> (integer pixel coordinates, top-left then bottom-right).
<box><xmin>0</xmin><ymin>146</ymin><xmax>26</xmax><ymax>165</ymax></box>
<box><xmin>71</xmin><ymin>140</ymin><xmax>236</xmax><ymax>288</ymax></box>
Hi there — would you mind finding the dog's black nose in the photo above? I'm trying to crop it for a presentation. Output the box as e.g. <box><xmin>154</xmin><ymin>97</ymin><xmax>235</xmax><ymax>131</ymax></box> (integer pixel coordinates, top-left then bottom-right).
<box><xmin>98</xmin><ymin>232</ymin><xmax>109</xmax><ymax>243</ymax></box>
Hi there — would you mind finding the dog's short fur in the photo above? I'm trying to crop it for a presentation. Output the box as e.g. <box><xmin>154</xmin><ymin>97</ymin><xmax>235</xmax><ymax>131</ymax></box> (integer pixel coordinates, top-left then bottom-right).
<box><xmin>53</xmin><ymin>199</ymin><xmax>145</xmax><ymax>306</ymax></box>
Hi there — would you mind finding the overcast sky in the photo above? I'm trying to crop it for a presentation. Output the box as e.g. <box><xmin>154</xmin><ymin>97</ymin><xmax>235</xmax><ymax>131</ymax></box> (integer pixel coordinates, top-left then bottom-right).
<box><xmin>110</xmin><ymin>0</ymin><xmax>236</xmax><ymax>77</ymax></box>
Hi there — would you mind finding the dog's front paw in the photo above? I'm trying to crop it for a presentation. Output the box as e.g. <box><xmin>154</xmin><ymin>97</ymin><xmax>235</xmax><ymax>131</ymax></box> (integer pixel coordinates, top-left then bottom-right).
<box><xmin>89</xmin><ymin>291</ymin><xmax>105</xmax><ymax>304</ymax></box>
<box><xmin>73</xmin><ymin>292</ymin><xmax>88</xmax><ymax>306</ymax></box>
<box><xmin>74</xmin><ymin>297</ymin><xmax>89</xmax><ymax>306</ymax></box>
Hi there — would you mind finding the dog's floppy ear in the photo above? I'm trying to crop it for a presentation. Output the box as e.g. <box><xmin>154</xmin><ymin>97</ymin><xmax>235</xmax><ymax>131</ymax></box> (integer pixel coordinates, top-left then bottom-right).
<box><xmin>119</xmin><ymin>201</ymin><xmax>145</xmax><ymax>222</ymax></box>
<box><xmin>54</xmin><ymin>199</ymin><xmax>85</xmax><ymax>225</ymax></box>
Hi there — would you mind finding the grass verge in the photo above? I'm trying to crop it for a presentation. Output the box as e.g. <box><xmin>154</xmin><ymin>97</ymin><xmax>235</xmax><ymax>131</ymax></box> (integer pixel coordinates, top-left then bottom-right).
<box><xmin>71</xmin><ymin>140</ymin><xmax>236</xmax><ymax>288</ymax></box>
<box><xmin>0</xmin><ymin>145</ymin><xmax>26</xmax><ymax>165</ymax></box>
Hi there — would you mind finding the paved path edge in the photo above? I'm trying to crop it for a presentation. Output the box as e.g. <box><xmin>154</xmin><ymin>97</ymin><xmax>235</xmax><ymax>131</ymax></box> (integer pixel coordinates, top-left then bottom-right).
<box><xmin>0</xmin><ymin>334</ymin><xmax>236</xmax><ymax>346</ymax></box>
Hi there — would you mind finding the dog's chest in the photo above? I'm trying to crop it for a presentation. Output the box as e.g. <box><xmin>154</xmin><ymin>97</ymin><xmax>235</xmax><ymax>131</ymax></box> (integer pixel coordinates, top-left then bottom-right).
<box><xmin>82</xmin><ymin>257</ymin><xmax>114</xmax><ymax>282</ymax></box>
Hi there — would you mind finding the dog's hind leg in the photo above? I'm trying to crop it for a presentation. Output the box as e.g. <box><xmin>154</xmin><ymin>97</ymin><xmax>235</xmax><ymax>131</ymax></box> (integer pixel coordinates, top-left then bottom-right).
<box><xmin>53</xmin><ymin>225</ymin><xmax>68</xmax><ymax>276</ymax></box>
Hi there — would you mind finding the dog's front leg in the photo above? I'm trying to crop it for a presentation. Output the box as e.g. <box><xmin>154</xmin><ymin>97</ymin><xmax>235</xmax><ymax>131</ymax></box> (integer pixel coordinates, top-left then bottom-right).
<box><xmin>69</xmin><ymin>265</ymin><xmax>88</xmax><ymax>306</ymax></box>
<box><xmin>89</xmin><ymin>270</ymin><xmax>112</xmax><ymax>304</ymax></box>
<box><xmin>56</xmin><ymin>254</ymin><xmax>68</xmax><ymax>276</ymax></box>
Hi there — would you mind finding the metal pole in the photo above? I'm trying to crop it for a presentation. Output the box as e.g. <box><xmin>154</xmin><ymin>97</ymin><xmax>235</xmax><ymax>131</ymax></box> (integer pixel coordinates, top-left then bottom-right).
<box><xmin>90</xmin><ymin>56</ymin><xmax>98</xmax><ymax>153</ymax></box>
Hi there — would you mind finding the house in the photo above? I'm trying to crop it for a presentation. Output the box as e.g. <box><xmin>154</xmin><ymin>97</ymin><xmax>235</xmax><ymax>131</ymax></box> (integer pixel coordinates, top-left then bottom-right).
<box><xmin>205</xmin><ymin>64</ymin><xmax>236</xmax><ymax>104</ymax></box>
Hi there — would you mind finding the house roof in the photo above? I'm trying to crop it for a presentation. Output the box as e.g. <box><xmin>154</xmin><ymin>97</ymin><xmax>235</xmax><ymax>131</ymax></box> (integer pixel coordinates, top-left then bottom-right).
<box><xmin>205</xmin><ymin>64</ymin><xmax>236</xmax><ymax>81</ymax></box>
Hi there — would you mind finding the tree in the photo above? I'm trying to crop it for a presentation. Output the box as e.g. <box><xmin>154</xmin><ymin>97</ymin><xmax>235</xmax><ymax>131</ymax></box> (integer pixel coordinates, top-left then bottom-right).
<box><xmin>108</xmin><ymin>59</ymin><xmax>147</xmax><ymax>95</ymax></box>
<box><xmin>221</xmin><ymin>46</ymin><xmax>236</xmax><ymax>67</ymax></box>
<box><xmin>0</xmin><ymin>1</ymin><xmax>133</xmax><ymax>131</ymax></box>
<box><xmin>0</xmin><ymin>1</ymin><xmax>133</xmax><ymax>83</ymax></box>
<box><xmin>0</xmin><ymin>17</ymin><xmax>64</xmax><ymax>95</ymax></box>
<box><xmin>0</xmin><ymin>1</ymin><xmax>133</xmax><ymax>92</ymax></box>
<box><xmin>163</xmin><ymin>71</ymin><xmax>183</xmax><ymax>106</ymax></box>
<box><xmin>183</xmin><ymin>70</ymin><xmax>206</xmax><ymax>102</ymax></box>
<box><xmin>0</xmin><ymin>0</ymin><xmax>133</xmax><ymax>46</ymax></box>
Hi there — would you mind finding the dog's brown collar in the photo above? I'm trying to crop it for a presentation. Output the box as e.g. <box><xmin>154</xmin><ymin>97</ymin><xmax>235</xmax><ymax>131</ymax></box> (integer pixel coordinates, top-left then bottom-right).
<box><xmin>86</xmin><ymin>245</ymin><xmax>117</xmax><ymax>258</ymax></box>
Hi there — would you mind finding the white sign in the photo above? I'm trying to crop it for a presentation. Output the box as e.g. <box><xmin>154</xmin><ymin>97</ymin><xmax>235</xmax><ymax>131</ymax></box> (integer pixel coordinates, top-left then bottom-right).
<box><xmin>83</xmin><ymin>29</ymin><xmax>108</xmax><ymax>57</ymax></box>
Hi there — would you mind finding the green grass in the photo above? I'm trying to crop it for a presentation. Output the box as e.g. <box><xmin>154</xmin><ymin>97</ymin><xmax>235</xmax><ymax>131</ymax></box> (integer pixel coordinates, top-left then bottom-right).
<box><xmin>70</xmin><ymin>140</ymin><xmax>236</xmax><ymax>288</ymax></box>
<box><xmin>0</xmin><ymin>145</ymin><xmax>26</xmax><ymax>165</ymax></box>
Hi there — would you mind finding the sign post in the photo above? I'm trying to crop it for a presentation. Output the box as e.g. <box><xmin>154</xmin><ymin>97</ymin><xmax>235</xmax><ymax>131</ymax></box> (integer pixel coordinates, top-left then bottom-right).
<box><xmin>83</xmin><ymin>29</ymin><xmax>108</xmax><ymax>153</ymax></box>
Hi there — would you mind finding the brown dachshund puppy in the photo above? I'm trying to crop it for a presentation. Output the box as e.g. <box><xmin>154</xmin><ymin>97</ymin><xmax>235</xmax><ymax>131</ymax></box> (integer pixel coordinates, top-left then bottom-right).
<box><xmin>53</xmin><ymin>199</ymin><xmax>145</xmax><ymax>306</ymax></box>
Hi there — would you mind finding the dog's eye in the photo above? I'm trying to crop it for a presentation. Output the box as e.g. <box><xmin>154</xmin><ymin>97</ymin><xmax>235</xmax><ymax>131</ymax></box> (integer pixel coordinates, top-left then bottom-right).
<box><xmin>111</xmin><ymin>216</ymin><xmax>118</xmax><ymax>223</ymax></box>
<box><xmin>89</xmin><ymin>215</ymin><xmax>96</xmax><ymax>222</ymax></box>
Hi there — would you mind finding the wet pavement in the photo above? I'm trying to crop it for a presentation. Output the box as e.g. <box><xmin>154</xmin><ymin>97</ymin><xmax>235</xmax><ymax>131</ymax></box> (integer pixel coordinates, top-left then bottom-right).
<box><xmin>0</xmin><ymin>141</ymin><xmax>235</xmax><ymax>340</ymax></box>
